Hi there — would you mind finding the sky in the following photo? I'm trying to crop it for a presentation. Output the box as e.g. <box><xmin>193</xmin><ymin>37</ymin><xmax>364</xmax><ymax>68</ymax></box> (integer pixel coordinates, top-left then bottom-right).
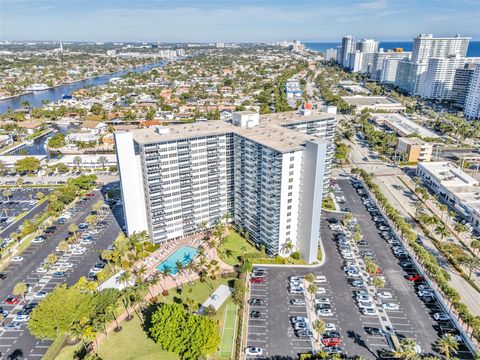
<box><xmin>1</xmin><ymin>0</ymin><xmax>479</xmax><ymax>42</ymax></box>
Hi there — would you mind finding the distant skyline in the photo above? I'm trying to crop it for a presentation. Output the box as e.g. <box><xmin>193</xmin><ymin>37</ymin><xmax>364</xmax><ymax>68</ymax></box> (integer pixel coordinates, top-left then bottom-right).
<box><xmin>1</xmin><ymin>0</ymin><xmax>479</xmax><ymax>42</ymax></box>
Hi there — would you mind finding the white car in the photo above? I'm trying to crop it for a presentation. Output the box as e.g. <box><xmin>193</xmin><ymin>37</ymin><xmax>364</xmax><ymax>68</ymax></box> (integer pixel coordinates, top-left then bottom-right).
<box><xmin>314</xmin><ymin>298</ymin><xmax>330</xmax><ymax>305</ymax></box>
<box><xmin>315</xmin><ymin>276</ymin><xmax>327</xmax><ymax>283</ymax></box>
<box><xmin>32</xmin><ymin>236</ymin><xmax>45</xmax><ymax>244</ymax></box>
<box><xmin>358</xmin><ymin>301</ymin><xmax>375</xmax><ymax>309</ymax></box>
<box><xmin>90</xmin><ymin>267</ymin><xmax>102</xmax><ymax>274</ymax></box>
<box><xmin>356</xmin><ymin>294</ymin><xmax>373</xmax><ymax>302</ymax></box>
<box><xmin>346</xmin><ymin>270</ymin><xmax>361</xmax><ymax>277</ymax></box>
<box><xmin>382</xmin><ymin>303</ymin><xmax>400</xmax><ymax>311</ymax></box>
<box><xmin>316</xmin><ymin>308</ymin><xmax>333</xmax><ymax>317</ymax></box>
<box><xmin>71</xmin><ymin>247</ymin><xmax>86</xmax><ymax>255</ymax></box>
<box><xmin>245</xmin><ymin>347</ymin><xmax>263</xmax><ymax>356</ymax></box>
<box><xmin>36</xmin><ymin>267</ymin><xmax>47</xmax><ymax>273</ymax></box>
<box><xmin>316</xmin><ymin>287</ymin><xmax>327</xmax><ymax>294</ymax></box>
<box><xmin>418</xmin><ymin>290</ymin><xmax>434</xmax><ymax>297</ymax></box>
<box><xmin>352</xmin><ymin>280</ymin><xmax>366</xmax><ymax>288</ymax></box>
<box><xmin>361</xmin><ymin>307</ymin><xmax>378</xmax><ymax>316</ymax></box>
<box><xmin>59</xmin><ymin>262</ymin><xmax>73</xmax><ymax>269</ymax></box>
<box><xmin>14</xmin><ymin>314</ymin><xmax>30</xmax><ymax>322</ymax></box>
<box><xmin>12</xmin><ymin>256</ymin><xmax>24</xmax><ymax>262</ymax></box>
<box><xmin>289</xmin><ymin>287</ymin><xmax>305</xmax><ymax>294</ymax></box>
<box><xmin>433</xmin><ymin>312</ymin><xmax>450</xmax><ymax>321</ymax></box>
<box><xmin>291</xmin><ymin>299</ymin><xmax>306</xmax><ymax>306</ymax></box>
<box><xmin>342</xmin><ymin>253</ymin><xmax>354</xmax><ymax>260</ymax></box>
<box><xmin>325</xmin><ymin>323</ymin><xmax>337</xmax><ymax>332</ymax></box>
<box><xmin>33</xmin><ymin>292</ymin><xmax>47</xmax><ymax>299</ymax></box>
<box><xmin>377</xmin><ymin>291</ymin><xmax>393</xmax><ymax>299</ymax></box>
<box><xmin>289</xmin><ymin>276</ymin><xmax>303</xmax><ymax>282</ymax></box>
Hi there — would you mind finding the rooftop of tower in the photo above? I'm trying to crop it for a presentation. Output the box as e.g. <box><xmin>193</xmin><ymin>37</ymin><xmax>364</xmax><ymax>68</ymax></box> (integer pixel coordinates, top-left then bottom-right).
<box><xmin>130</xmin><ymin>110</ymin><xmax>335</xmax><ymax>153</ymax></box>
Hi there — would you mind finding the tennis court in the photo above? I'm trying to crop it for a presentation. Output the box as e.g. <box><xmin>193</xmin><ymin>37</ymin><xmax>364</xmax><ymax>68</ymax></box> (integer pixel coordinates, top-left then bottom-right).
<box><xmin>219</xmin><ymin>302</ymin><xmax>237</xmax><ymax>358</ymax></box>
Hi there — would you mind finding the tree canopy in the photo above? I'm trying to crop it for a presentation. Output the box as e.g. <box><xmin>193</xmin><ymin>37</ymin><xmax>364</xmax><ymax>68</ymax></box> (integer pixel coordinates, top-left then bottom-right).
<box><xmin>148</xmin><ymin>303</ymin><xmax>220</xmax><ymax>359</ymax></box>
<box><xmin>15</xmin><ymin>156</ymin><xmax>41</xmax><ymax>173</ymax></box>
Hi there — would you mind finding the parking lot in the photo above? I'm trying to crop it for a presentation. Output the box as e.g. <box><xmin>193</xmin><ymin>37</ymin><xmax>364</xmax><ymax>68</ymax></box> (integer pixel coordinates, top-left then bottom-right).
<box><xmin>0</xmin><ymin>187</ymin><xmax>52</xmax><ymax>236</ymax></box>
<box><xmin>244</xmin><ymin>177</ymin><xmax>474</xmax><ymax>359</ymax></box>
<box><xmin>0</xmin><ymin>183</ymin><xmax>125</xmax><ymax>359</ymax></box>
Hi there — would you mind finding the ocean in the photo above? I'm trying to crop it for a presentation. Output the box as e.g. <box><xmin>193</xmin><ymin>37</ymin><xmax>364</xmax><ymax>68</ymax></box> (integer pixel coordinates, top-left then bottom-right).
<box><xmin>304</xmin><ymin>41</ymin><xmax>480</xmax><ymax>57</ymax></box>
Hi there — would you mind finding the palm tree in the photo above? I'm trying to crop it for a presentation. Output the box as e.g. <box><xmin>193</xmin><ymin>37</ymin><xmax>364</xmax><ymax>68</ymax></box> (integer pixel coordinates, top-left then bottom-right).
<box><xmin>175</xmin><ymin>260</ymin><xmax>185</xmax><ymax>279</ymax></box>
<box><xmin>160</xmin><ymin>267</ymin><xmax>171</xmax><ymax>293</ymax></box>
<box><xmin>97</xmin><ymin>156</ymin><xmax>108</xmax><ymax>170</ymax></box>
<box><xmin>118</xmin><ymin>270</ymin><xmax>132</xmax><ymax>289</ymax></box>
<box><xmin>393</xmin><ymin>338</ymin><xmax>419</xmax><ymax>360</ymax></box>
<box><xmin>73</xmin><ymin>156</ymin><xmax>82</xmax><ymax>171</ymax></box>
<box><xmin>283</xmin><ymin>241</ymin><xmax>294</xmax><ymax>255</ymax></box>
<box><xmin>471</xmin><ymin>239</ymin><xmax>480</xmax><ymax>255</ymax></box>
<box><xmin>106</xmin><ymin>304</ymin><xmax>122</xmax><ymax>332</ymax></box>
<box><xmin>312</xmin><ymin>319</ymin><xmax>326</xmax><ymax>341</ymax></box>
<box><xmin>413</xmin><ymin>201</ymin><xmax>423</xmax><ymax>220</ymax></box>
<box><xmin>13</xmin><ymin>282</ymin><xmax>28</xmax><ymax>303</ymax></box>
<box><xmin>121</xmin><ymin>288</ymin><xmax>134</xmax><ymax>321</ymax></box>
<box><xmin>224</xmin><ymin>248</ymin><xmax>234</xmax><ymax>258</ymax></box>
<box><xmin>460</xmin><ymin>256</ymin><xmax>480</xmax><ymax>279</ymax></box>
<box><xmin>68</xmin><ymin>223</ymin><xmax>79</xmax><ymax>240</ymax></box>
<box><xmin>437</xmin><ymin>334</ymin><xmax>459</xmax><ymax>359</ymax></box>
<box><xmin>2</xmin><ymin>189</ymin><xmax>12</xmax><ymax>200</ymax></box>
<box><xmin>435</xmin><ymin>224</ymin><xmax>450</xmax><ymax>240</ymax></box>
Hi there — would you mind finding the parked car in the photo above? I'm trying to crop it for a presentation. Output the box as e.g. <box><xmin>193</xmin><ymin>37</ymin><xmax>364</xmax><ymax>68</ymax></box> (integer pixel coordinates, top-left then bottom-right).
<box><xmin>291</xmin><ymin>299</ymin><xmax>306</xmax><ymax>306</ymax></box>
<box><xmin>4</xmin><ymin>296</ymin><xmax>20</xmax><ymax>305</ymax></box>
<box><xmin>433</xmin><ymin>312</ymin><xmax>450</xmax><ymax>321</ymax></box>
<box><xmin>382</xmin><ymin>303</ymin><xmax>400</xmax><ymax>311</ymax></box>
<box><xmin>250</xmin><ymin>277</ymin><xmax>265</xmax><ymax>284</ymax></box>
<box><xmin>250</xmin><ymin>311</ymin><xmax>261</xmax><ymax>319</ymax></box>
<box><xmin>377</xmin><ymin>291</ymin><xmax>393</xmax><ymax>299</ymax></box>
<box><xmin>245</xmin><ymin>347</ymin><xmax>263</xmax><ymax>356</ymax></box>
<box><xmin>249</xmin><ymin>298</ymin><xmax>264</xmax><ymax>306</ymax></box>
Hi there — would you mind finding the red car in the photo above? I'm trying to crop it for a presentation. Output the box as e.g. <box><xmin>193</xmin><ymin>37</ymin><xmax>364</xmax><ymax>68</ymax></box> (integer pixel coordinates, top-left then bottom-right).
<box><xmin>4</xmin><ymin>296</ymin><xmax>20</xmax><ymax>305</ymax></box>
<box><xmin>322</xmin><ymin>337</ymin><xmax>341</xmax><ymax>347</ymax></box>
<box><xmin>406</xmin><ymin>274</ymin><xmax>424</xmax><ymax>282</ymax></box>
<box><xmin>85</xmin><ymin>193</ymin><xmax>96</xmax><ymax>197</ymax></box>
<box><xmin>250</xmin><ymin>277</ymin><xmax>265</xmax><ymax>284</ymax></box>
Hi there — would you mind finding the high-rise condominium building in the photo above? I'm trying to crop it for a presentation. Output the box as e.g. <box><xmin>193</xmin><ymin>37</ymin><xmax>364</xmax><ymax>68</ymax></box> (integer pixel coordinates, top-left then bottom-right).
<box><xmin>451</xmin><ymin>63</ymin><xmax>476</xmax><ymax>108</ymax></box>
<box><xmin>465</xmin><ymin>64</ymin><xmax>480</xmax><ymax>119</ymax></box>
<box><xmin>357</xmin><ymin>38</ymin><xmax>379</xmax><ymax>53</ymax></box>
<box><xmin>412</xmin><ymin>34</ymin><xmax>470</xmax><ymax>64</ymax></box>
<box><xmin>419</xmin><ymin>55</ymin><xmax>466</xmax><ymax>100</ymax></box>
<box><xmin>115</xmin><ymin>110</ymin><xmax>336</xmax><ymax>263</ymax></box>
<box><xmin>324</xmin><ymin>48</ymin><xmax>337</xmax><ymax>62</ymax></box>
<box><xmin>340</xmin><ymin>35</ymin><xmax>355</xmax><ymax>67</ymax></box>
<box><xmin>370</xmin><ymin>51</ymin><xmax>412</xmax><ymax>82</ymax></box>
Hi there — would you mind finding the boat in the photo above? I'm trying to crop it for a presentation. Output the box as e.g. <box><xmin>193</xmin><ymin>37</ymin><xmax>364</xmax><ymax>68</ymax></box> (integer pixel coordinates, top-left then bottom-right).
<box><xmin>25</xmin><ymin>140</ymin><xmax>34</xmax><ymax>146</ymax></box>
<box><xmin>26</xmin><ymin>83</ymin><xmax>50</xmax><ymax>91</ymax></box>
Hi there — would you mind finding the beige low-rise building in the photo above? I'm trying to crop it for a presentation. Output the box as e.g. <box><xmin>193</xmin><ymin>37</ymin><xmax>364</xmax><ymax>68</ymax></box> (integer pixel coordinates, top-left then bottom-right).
<box><xmin>396</xmin><ymin>137</ymin><xmax>433</xmax><ymax>162</ymax></box>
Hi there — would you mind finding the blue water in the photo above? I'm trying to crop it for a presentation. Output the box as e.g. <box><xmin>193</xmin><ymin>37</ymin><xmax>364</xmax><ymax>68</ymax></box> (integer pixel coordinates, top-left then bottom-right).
<box><xmin>305</xmin><ymin>41</ymin><xmax>480</xmax><ymax>57</ymax></box>
<box><xmin>156</xmin><ymin>245</ymin><xmax>198</xmax><ymax>275</ymax></box>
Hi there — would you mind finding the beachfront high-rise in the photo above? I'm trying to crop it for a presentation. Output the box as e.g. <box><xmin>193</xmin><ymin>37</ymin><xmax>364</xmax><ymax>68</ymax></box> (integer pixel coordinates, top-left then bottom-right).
<box><xmin>115</xmin><ymin>110</ymin><xmax>336</xmax><ymax>263</ymax></box>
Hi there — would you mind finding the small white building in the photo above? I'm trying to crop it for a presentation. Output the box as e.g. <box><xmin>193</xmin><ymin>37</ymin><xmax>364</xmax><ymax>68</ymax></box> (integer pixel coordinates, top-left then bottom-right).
<box><xmin>416</xmin><ymin>161</ymin><xmax>480</xmax><ymax>228</ymax></box>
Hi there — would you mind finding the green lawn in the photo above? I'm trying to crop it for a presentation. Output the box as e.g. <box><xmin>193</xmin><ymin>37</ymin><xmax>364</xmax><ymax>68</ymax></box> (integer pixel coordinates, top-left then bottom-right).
<box><xmin>218</xmin><ymin>231</ymin><xmax>260</xmax><ymax>266</ymax></box>
<box><xmin>219</xmin><ymin>302</ymin><xmax>236</xmax><ymax>359</ymax></box>
<box><xmin>55</xmin><ymin>277</ymin><xmax>236</xmax><ymax>360</ymax></box>
<box><xmin>55</xmin><ymin>316</ymin><xmax>180</xmax><ymax>360</ymax></box>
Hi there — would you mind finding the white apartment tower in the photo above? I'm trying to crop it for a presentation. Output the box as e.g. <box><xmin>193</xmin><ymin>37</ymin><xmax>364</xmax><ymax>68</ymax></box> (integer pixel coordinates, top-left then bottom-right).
<box><xmin>465</xmin><ymin>64</ymin><xmax>480</xmax><ymax>119</ymax></box>
<box><xmin>115</xmin><ymin>111</ymin><xmax>336</xmax><ymax>263</ymax></box>
<box><xmin>412</xmin><ymin>34</ymin><xmax>470</xmax><ymax>64</ymax></box>
<box><xmin>340</xmin><ymin>35</ymin><xmax>355</xmax><ymax>67</ymax></box>
<box><xmin>419</xmin><ymin>55</ymin><xmax>466</xmax><ymax>100</ymax></box>
<box><xmin>357</xmin><ymin>38</ymin><xmax>379</xmax><ymax>53</ymax></box>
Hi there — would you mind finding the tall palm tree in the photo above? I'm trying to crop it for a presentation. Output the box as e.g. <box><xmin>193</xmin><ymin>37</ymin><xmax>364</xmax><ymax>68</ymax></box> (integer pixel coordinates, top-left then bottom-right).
<box><xmin>121</xmin><ymin>289</ymin><xmax>134</xmax><ymax>321</ymax></box>
<box><xmin>437</xmin><ymin>334</ymin><xmax>459</xmax><ymax>359</ymax></box>
<box><xmin>435</xmin><ymin>224</ymin><xmax>450</xmax><ymax>240</ymax></box>
<box><xmin>118</xmin><ymin>270</ymin><xmax>132</xmax><ymax>289</ymax></box>
<box><xmin>393</xmin><ymin>338</ymin><xmax>419</xmax><ymax>360</ymax></box>
<box><xmin>160</xmin><ymin>267</ymin><xmax>171</xmax><ymax>291</ymax></box>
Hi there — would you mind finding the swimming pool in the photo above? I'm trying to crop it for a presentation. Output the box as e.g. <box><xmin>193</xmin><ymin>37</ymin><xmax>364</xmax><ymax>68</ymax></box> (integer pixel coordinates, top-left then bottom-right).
<box><xmin>156</xmin><ymin>245</ymin><xmax>199</xmax><ymax>275</ymax></box>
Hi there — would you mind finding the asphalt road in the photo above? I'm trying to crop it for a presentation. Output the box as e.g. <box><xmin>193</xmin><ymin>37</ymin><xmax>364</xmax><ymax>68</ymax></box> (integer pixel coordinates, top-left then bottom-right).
<box><xmin>0</xmin><ymin>185</ymin><xmax>125</xmax><ymax>360</ymax></box>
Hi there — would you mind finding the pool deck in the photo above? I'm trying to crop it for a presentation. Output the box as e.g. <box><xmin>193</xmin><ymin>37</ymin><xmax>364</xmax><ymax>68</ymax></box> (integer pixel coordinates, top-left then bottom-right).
<box><xmin>141</xmin><ymin>232</ymin><xmax>233</xmax><ymax>294</ymax></box>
